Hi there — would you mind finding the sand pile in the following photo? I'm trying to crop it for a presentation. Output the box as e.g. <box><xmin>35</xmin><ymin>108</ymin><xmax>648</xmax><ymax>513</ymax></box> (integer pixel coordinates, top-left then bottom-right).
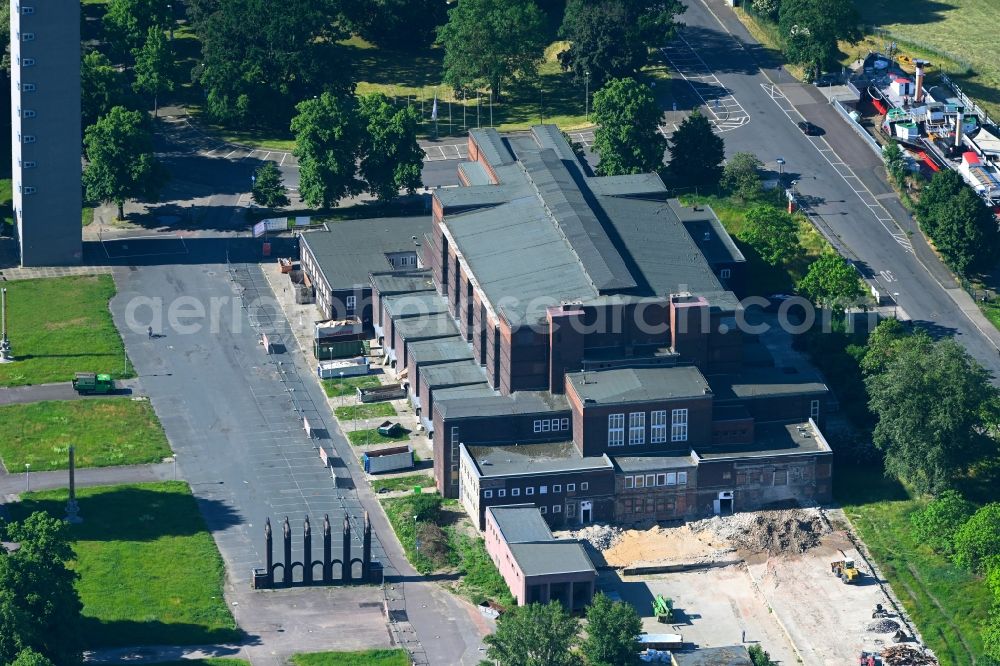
<box><xmin>690</xmin><ymin>509</ymin><xmax>830</xmax><ymax>555</ymax></box>
<box><xmin>602</xmin><ymin>524</ymin><xmax>733</xmax><ymax>567</ymax></box>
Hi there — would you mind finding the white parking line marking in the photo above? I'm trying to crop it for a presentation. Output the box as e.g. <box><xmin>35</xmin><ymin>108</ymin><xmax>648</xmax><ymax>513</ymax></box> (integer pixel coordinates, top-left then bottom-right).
<box><xmin>659</xmin><ymin>33</ymin><xmax>750</xmax><ymax>133</ymax></box>
<box><xmin>280</xmin><ymin>153</ymin><xmax>288</xmax><ymax>166</ymax></box>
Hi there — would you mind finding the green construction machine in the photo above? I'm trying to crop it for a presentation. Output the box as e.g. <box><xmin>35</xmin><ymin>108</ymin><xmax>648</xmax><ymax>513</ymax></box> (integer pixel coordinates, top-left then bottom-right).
<box><xmin>72</xmin><ymin>372</ymin><xmax>115</xmax><ymax>395</ymax></box>
<box><xmin>653</xmin><ymin>594</ymin><xmax>674</xmax><ymax>623</ymax></box>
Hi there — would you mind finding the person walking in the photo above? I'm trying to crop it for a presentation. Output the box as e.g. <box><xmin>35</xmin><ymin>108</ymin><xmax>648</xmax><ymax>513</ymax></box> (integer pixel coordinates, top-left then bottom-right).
<box><xmin>147</xmin><ymin>325</ymin><xmax>153</xmax><ymax>339</ymax></box>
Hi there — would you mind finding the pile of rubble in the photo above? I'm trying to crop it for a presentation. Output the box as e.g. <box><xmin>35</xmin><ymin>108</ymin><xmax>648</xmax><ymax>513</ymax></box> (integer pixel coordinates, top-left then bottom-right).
<box><xmin>866</xmin><ymin>618</ymin><xmax>901</xmax><ymax>633</ymax></box>
<box><xmin>690</xmin><ymin>509</ymin><xmax>830</xmax><ymax>554</ymax></box>
<box><xmin>558</xmin><ymin>523</ymin><xmax>623</xmax><ymax>551</ymax></box>
<box><xmin>881</xmin><ymin>645</ymin><xmax>937</xmax><ymax>666</ymax></box>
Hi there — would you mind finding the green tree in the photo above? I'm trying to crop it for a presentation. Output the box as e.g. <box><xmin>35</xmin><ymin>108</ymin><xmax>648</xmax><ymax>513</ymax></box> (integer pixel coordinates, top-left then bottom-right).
<box><xmin>0</xmin><ymin>513</ymin><xmax>83</xmax><ymax>665</ymax></box>
<box><xmin>750</xmin><ymin>0</ymin><xmax>780</xmax><ymax>20</ymax></box>
<box><xmin>438</xmin><ymin>0</ymin><xmax>547</xmax><ymax>99</ymax></box>
<box><xmin>82</xmin><ymin>51</ymin><xmax>127</xmax><ymax>130</ymax></box>
<box><xmin>194</xmin><ymin>0</ymin><xmax>351</xmax><ymax>129</ymax></box>
<box><xmin>882</xmin><ymin>141</ymin><xmax>907</xmax><ymax>187</ymax></box>
<box><xmin>741</xmin><ymin>205</ymin><xmax>798</xmax><ymax>266</ymax></box>
<box><xmin>927</xmin><ymin>186</ymin><xmax>999</xmax><ymax>276</ymax></box>
<box><xmin>132</xmin><ymin>26</ymin><xmax>176</xmax><ymax>117</ymax></box>
<box><xmin>778</xmin><ymin>0</ymin><xmax>860</xmax><ymax>77</ymax></box>
<box><xmin>592</xmin><ymin>78</ymin><xmax>667</xmax><ymax>176</ymax></box>
<box><xmin>915</xmin><ymin>168</ymin><xmax>965</xmax><ymax>231</ymax></box>
<box><xmin>983</xmin><ymin>612</ymin><xmax>1000</xmax><ymax>663</ymax></box>
<box><xmin>103</xmin><ymin>0</ymin><xmax>173</xmax><ymax>59</ymax></box>
<box><xmin>581</xmin><ymin>593</ymin><xmax>641</xmax><ymax>666</ymax></box>
<box><xmin>9</xmin><ymin>648</ymin><xmax>56</xmax><ymax>666</ymax></box>
<box><xmin>954</xmin><ymin>503</ymin><xmax>1000</xmax><ymax>571</ymax></box>
<box><xmin>796</xmin><ymin>253</ymin><xmax>863</xmax><ymax>309</ymax></box>
<box><xmin>866</xmin><ymin>338</ymin><xmax>998</xmax><ymax>494</ymax></box>
<box><xmin>345</xmin><ymin>0</ymin><xmax>447</xmax><ymax>49</ymax></box>
<box><xmin>83</xmin><ymin>106</ymin><xmax>168</xmax><ymax>221</ymax></box>
<box><xmin>484</xmin><ymin>602</ymin><xmax>580</xmax><ymax>666</ymax></box>
<box><xmin>748</xmin><ymin>644</ymin><xmax>777</xmax><ymax>666</ymax></box>
<box><xmin>667</xmin><ymin>110</ymin><xmax>724</xmax><ymax>189</ymax></box>
<box><xmin>860</xmin><ymin>318</ymin><xmax>915</xmax><ymax>377</ymax></box>
<box><xmin>720</xmin><ymin>152</ymin><xmax>764</xmax><ymax>200</ymax></box>
<box><xmin>251</xmin><ymin>163</ymin><xmax>290</xmax><ymax>209</ymax></box>
<box><xmin>558</xmin><ymin>0</ymin><xmax>685</xmax><ymax>86</ymax></box>
<box><xmin>358</xmin><ymin>94</ymin><xmax>424</xmax><ymax>202</ymax></box>
<box><xmin>291</xmin><ymin>93</ymin><xmax>364</xmax><ymax>209</ymax></box>
<box><xmin>909</xmin><ymin>489</ymin><xmax>975</xmax><ymax>555</ymax></box>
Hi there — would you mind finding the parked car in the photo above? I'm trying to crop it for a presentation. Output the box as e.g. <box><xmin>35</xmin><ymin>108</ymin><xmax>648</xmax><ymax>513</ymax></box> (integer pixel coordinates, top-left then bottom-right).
<box><xmin>798</xmin><ymin>121</ymin><xmax>822</xmax><ymax>136</ymax></box>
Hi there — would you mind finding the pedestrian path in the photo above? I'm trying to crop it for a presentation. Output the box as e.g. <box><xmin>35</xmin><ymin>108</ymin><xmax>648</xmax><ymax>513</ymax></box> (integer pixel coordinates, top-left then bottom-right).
<box><xmin>0</xmin><ymin>461</ymin><xmax>175</xmax><ymax>499</ymax></box>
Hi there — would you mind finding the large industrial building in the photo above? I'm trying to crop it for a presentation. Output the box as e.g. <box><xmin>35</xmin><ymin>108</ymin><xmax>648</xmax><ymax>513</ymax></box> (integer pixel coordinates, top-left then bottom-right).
<box><xmin>9</xmin><ymin>1</ymin><xmax>83</xmax><ymax>265</ymax></box>
<box><xmin>361</xmin><ymin>126</ymin><xmax>833</xmax><ymax>532</ymax></box>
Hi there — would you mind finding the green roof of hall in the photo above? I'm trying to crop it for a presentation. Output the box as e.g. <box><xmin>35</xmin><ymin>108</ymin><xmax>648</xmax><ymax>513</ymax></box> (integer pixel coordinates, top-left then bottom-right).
<box><xmin>434</xmin><ymin>389</ymin><xmax>570</xmax><ymax>419</ymax></box>
<box><xmin>706</xmin><ymin>367</ymin><xmax>828</xmax><ymax>401</ymax></box>
<box><xmin>382</xmin><ymin>292</ymin><xmax>448</xmax><ymax>319</ymax></box>
<box><xmin>369</xmin><ymin>269</ymin><xmax>435</xmax><ymax>295</ymax></box>
<box><xmin>301</xmin><ymin>217</ymin><xmax>431</xmax><ymax>287</ymax></box>
<box><xmin>466</xmin><ymin>441</ymin><xmax>612</xmax><ymax>478</ymax></box>
<box><xmin>406</xmin><ymin>337</ymin><xmax>475</xmax><ymax>365</ymax></box>
<box><xmin>433</xmin><ymin>126</ymin><xmax>739</xmax><ymax>325</ymax></box>
<box><xmin>566</xmin><ymin>366</ymin><xmax>712</xmax><ymax>405</ymax></box>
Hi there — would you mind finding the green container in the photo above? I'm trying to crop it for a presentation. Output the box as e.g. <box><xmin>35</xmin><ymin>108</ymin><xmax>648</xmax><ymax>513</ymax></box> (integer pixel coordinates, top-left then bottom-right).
<box><xmin>313</xmin><ymin>339</ymin><xmax>366</xmax><ymax>360</ymax></box>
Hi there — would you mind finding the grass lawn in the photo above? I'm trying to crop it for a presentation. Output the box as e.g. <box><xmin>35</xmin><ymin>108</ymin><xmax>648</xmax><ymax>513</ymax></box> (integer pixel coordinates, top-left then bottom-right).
<box><xmin>849</xmin><ymin>0</ymin><xmax>1000</xmax><ymax>121</ymax></box>
<box><xmin>335</xmin><ymin>402</ymin><xmax>397</xmax><ymax>421</ymax></box>
<box><xmin>322</xmin><ymin>374</ymin><xmax>382</xmax><ymax>398</ymax></box>
<box><xmin>156</xmin><ymin>661</ymin><xmax>247</xmax><ymax>666</ymax></box>
<box><xmin>370</xmin><ymin>474</ymin><xmax>434</xmax><ymax>494</ymax></box>
<box><xmin>680</xmin><ymin>194</ymin><xmax>830</xmax><ymax>296</ymax></box>
<box><xmin>8</xmin><ymin>482</ymin><xmax>240</xmax><ymax>649</ymax></box>
<box><xmin>836</xmin><ymin>465</ymin><xmax>989</xmax><ymax>665</ymax></box>
<box><xmin>291</xmin><ymin>650</ymin><xmax>410</xmax><ymax>666</ymax></box>
<box><xmin>0</xmin><ymin>276</ymin><xmax>133</xmax><ymax>387</ymax></box>
<box><xmin>0</xmin><ymin>399</ymin><xmax>172</xmax><ymax>472</ymax></box>
<box><xmin>82</xmin><ymin>206</ymin><xmax>95</xmax><ymax>227</ymax></box>
<box><xmin>347</xmin><ymin>427</ymin><xmax>409</xmax><ymax>446</ymax></box>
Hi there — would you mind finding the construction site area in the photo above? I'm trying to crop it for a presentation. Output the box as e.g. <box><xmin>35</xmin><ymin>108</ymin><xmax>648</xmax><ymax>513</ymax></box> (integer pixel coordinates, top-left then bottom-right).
<box><xmin>558</xmin><ymin>509</ymin><xmax>939</xmax><ymax>665</ymax></box>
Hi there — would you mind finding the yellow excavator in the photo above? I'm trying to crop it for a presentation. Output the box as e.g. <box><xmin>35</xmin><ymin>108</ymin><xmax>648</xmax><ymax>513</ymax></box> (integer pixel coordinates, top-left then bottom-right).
<box><xmin>830</xmin><ymin>552</ymin><xmax>861</xmax><ymax>584</ymax></box>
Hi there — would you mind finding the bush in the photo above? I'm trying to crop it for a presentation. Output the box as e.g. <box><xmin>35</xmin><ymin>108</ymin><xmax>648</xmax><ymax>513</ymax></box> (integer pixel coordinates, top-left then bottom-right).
<box><xmin>415</xmin><ymin>522</ymin><xmax>452</xmax><ymax>569</ymax></box>
<box><xmin>910</xmin><ymin>490</ymin><xmax>976</xmax><ymax>555</ymax></box>
<box><xmin>748</xmin><ymin>644</ymin><xmax>777</xmax><ymax>666</ymax></box>
<box><xmin>452</xmin><ymin>533</ymin><xmax>515</xmax><ymax>607</ymax></box>
<box><xmin>954</xmin><ymin>503</ymin><xmax>1000</xmax><ymax>572</ymax></box>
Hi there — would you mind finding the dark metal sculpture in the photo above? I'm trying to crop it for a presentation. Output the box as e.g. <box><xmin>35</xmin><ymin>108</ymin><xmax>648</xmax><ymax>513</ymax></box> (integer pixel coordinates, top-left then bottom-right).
<box><xmin>253</xmin><ymin>512</ymin><xmax>377</xmax><ymax>589</ymax></box>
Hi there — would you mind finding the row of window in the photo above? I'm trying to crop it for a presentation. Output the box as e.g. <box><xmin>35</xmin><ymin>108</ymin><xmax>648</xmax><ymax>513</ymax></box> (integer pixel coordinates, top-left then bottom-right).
<box><xmin>16</xmin><ymin>57</ymin><xmax>35</xmax><ymax>67</ymax></box>
<box><xmin>623</xmin><ymin>497</ymin><xmax>676</xmax><ymax>514</ymax></box>
<box><xmin>483</xmin><ymin>481</ymin><xmax>588</xmax><ymax>499</ymax></box>
<box><xmin>608</xmin><ymin>409</ymin><xmax>688</xmax><ymax>446</ymax></box>
<box><xmin>623</xmin><ymin>471</ymin><xmax>688</xmax><ymax>489</ymax></box>
<box><xmin>533</xmin><ymin>417</ymin><xmax>569</xmax><ymax>433</ymax></box>
<box><xmin>16</xmin><ymin>83</ymin><xmax>36</xmax><ymax>92</ymax></box>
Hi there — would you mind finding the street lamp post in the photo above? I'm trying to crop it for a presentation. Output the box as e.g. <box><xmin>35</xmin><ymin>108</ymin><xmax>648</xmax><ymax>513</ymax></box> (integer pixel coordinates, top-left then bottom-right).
<box><xmin>584</xmin><ymin>71</ymin><xmax>590</xmax><ymax>121</ymax></box>
<box><xmin>24</xmin><ymin>463</ymin><xmax>30</xmax><ymax>492</ymax></box>
<box><xmin>0</xmin><ymin>287</ymin><xmax>12</xmax><ymax>362</ymax></box>
<box><xmin>776</xmin><ymin>157</ymin><xmax>786</xmax><ymax>187</ymax></box>
<box><xmin>167</xmin><ymin>4</ymin><xmax>174</xmax><ymax>40</ymax></box>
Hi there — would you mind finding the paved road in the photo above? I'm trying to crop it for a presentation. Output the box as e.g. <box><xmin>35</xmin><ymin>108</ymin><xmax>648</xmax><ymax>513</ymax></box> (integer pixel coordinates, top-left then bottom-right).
<box><xmin>672</xmin><ymin>0</ymin><xmax>1000</xmax><ymax>376</ymax></box>
<box><xmin>108</xmin><ymin>248</ymin><xmax>487</xmax><ymax>664</ymax></box>
<box><xmin>0</xmin><ymin>462</ymin><xmax>174</xmax><ymax>498</ymax></box>
<box><xmin>0</xmin><ymin>379</ymin><xmax>142</xmax><ymax>406</ymax></box>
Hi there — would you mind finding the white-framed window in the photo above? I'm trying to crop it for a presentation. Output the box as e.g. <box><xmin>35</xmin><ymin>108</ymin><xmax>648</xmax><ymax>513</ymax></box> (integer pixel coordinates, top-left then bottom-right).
<box><xmin>19</xmin><ymin>82</ymin><xmax>35</xmax><ymax>92</ymax></box>
<box><xmin>553</xmin><ymin>484</ymin><xmax>561</xmax><ymax>493</ymax></box>
<box><xmin>645</xmin><ymin>474</ymin><xmax>655</xmax><ymax>487</ymax></box>
<box><xmin>345</xmin><ymin>295</ymin><xmax>356</xmax><ymax>310</ymax></box>
<box><xmin>608</xmin><ymin>413</ymin><xmax>625</xmax><ymax>447</ymax></box>
<box><xmin>498</xmin><ymin>489</ymin><xmax>506</xmax><ymax>498</ymax></box>
<box><xmin>20</xmin><ymin>5</ymin><xmax>35</xmax><ymax>14</ymax></box>
<box><xmin>810</xmin><ymin>399</ymin><xmax>820</xmax><ymax>420</ymax></box>
<box><xmin>666</xmin><ymin>472</ymin><xmax>677</xmax><ymax>485</ymax></box>
<box><xmin>635</xmin><ymin>475</ymin><xmax>645</xmax><ymax>488</ymax></box>
<box><xmin>651</xmin><ymin>410</ymin><xmax>667</xmax><ymax>444</ymax></box>
<box><xmin>539</xmin><ymin>506</ymin><xmax>547</xmax><ymax>515</ymax></box>
<box><xmin>567</xmin><ymin>483</ymin><xmax>576</xmax><ymax>492</ymax></box>
<box><xmin>671</xmin><ymin>409</ymin><xmax>688</xmax><ymax>442</ymax></box>
<box><xmin>625</xmin><ymin>476</ymin><xmax>634</xmax><ymax>489</ymax></box>
<box><xmin>483</xmin><ymin>490</ymin><xmax>492</xmax><ymax>499</ymax></box>
<box><xmin>540</xmin><ymin>486</ymin><xmax>547</xmax><ymax>495</ymax></box>
<box><xmin>526</xmin><ymin>487</ymin><xmax>534</xmax><ymax>496</ymax></box>
<box><xmin>560</xmin><ymin>417</ymin><xmax>569</xmax><ymax>430</ymax></box>
<box><xmin>21</xmin><ymin>109</ymin><xmax>35</xmax><ymax>118</ymax></box>
<box><xmin>18</xmin><ymin>160</ymin><xmax>35</xmax><ymax>169</ymax></box>
<box><xmin>553</xmin><ymin>504</ymin><xmax>561</xmax><ymax>513</ymax></box>
<box><xmin>566</xmin><ymin>503</ymin><xmax>576</xmax><ymax>517</ymax></box>
<box><xmin>656</xmin><ymin>473</ymin><xmax>666</xmax><ymax>486</ymax></box>
<box><xmin>629</xmin><ymin>412</ymin><xmax>646</xmax><ymax>445</ymax></box>
<box><xmin>512</xmin><ymin>488</ymin><xmax>520</xmax><ymax>497</ymax></box>
<box><xmin>581</xmin><ymin>482</ymin><xmax>589</xmax><ymax>491</ymax></box>
<box><xmin>678</xmin><ymin>471</ymin><xmax>688</xmax><ymax>485</ymax></box>
<box><xmin>20</xmin><ymin>32</ymin><xmax>34</xmax><ymax>42</ymax></box>
<box><xmin>541</xmin><ymin>419</ymin><xmax>551</xmax><ymax>432</ymax></box>
<box><xmin>533</xmin><ymin>420</ymin><xmax>542</xmax><ymax>433</ymax></box>
<box><xmin>20</xmin><ymin>186</ymin><xmax>35</xmax><ymax>195</ymax></box>
<box><xmin>21</xmin><ymin>135</ymin><xmax>35</xmax><ymax>144</ymax></box>
<box><xmin>720</xmin><ymin>268</ymin><xmax>731</xmax><ymax>279</ymax></box>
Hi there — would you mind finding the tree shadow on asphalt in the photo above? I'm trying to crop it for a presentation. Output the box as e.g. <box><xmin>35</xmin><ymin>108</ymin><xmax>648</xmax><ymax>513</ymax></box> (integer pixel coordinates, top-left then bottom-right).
<box><xmin>80</xmin><ymin>617</ymin><xmax>252</xmax><ymax>653</ymax></box>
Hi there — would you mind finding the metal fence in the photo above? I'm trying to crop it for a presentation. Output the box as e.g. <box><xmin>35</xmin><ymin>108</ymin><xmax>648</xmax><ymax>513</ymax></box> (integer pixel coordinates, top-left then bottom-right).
<box><xmin>832</xmin><ymin>98</ymin><xmax>883</xmax><ymax>157</ymax></box>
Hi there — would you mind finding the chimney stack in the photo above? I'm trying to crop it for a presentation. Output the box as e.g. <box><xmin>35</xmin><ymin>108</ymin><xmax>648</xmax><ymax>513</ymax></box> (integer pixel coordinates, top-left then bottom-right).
<box><xmin>955</xmin><ymin>108</ymin><xmax>965</xmax><ymax>148</ymax></box>
<box><xmin>914</xmin><ymin>61</ymin><xmax>926</xmax><ymax>104</ymax></box>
